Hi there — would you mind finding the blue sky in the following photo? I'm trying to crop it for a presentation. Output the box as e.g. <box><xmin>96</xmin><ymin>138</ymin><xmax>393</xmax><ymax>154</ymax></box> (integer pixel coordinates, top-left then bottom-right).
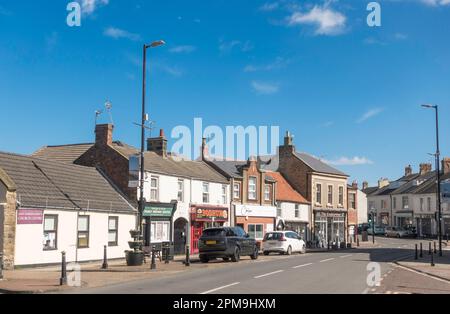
<box><xmin>0</xmin><ymin>0</ymin><xmax>449</xmax><ymax>186</ymax></box>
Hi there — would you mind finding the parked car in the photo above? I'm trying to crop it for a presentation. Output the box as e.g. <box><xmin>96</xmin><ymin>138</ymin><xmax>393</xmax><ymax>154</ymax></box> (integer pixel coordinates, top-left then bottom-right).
<box><xmin>367</xmin><ymin>225</ymin><xmax>386</xmax><ymax>236</ymax></box>
<box><xmin>262</xmin><ymin>231</ymin><xmax>306</xmax><ymax>255</ymax></box>
<box><xmin>198</xmin><ymin>227</ymin><xmax>259</xmax><ymax>263</ymax></box>
<box><xmin>385</xmin><ymin>227</ymin><xmax>416</xmax><ymax>238</ymax></box>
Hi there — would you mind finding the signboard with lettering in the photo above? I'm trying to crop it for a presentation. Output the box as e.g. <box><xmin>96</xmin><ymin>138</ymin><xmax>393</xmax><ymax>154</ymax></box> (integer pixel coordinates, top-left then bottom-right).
<box><xmin>17</xmin><ymin>209</ymin><xmax>44</xmax><ymax>224</ymax></box>
<box><xmin>192</xmin><ymin>207</ymin><xmax>228</xmax><ymax>222</ymax></box>
<box><xmin>128</xmin><ymin>155</ymin><xmax>140</xmax><ymax>188</ymax></box>
<box><xmin>143</xmin><ymin>203</ymin><xmax>176</xmax><ymax>218</ymax></box>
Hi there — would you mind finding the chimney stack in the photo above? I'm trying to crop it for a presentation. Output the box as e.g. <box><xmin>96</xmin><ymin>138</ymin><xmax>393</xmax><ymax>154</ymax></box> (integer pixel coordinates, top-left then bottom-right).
<box><xmin>147</xmin><ymin>129</ymin><xmax>168</xmax><ymax>157</ymax></box>
<box><xmin>442</xmin><ymin>157</ymin><xmax>450</xmax><ymax>175</ymax></box>
<box><xmin>404</xmin><ymin>165</ymin><xmax>413</xmax><ymax>177</ymax></box>
<box><xmin>95</xmin><ymin>124</ymin><xmax>114</xmax><ymax>147</ymax></box>
<box><xmin>378</xmin><ymin>178</ymin><xmax>389</xmax><ymax>189</ymax></box>
<box><xmin>284</xmin><ymin>131</ymin><xmax>294</xmax><ymax>146</ymax></box>
<box><xmin>362</xmin><ymin>181</ymin><xmax>369</xmax><ymax>190</ymax></box>
<box><xmin>201</xmin><ymin>138</ymin><xmax>209</xmax><ymax>160</ymax></box>
<box><xmin>419</xmin><ymin>163</ymin><xmax>432</xmax><ymax>176</ymax></box>
<box><xmin>352</xmin><ymin>181</ymin><xmax>358</xmax><ymax>189</ymax></box>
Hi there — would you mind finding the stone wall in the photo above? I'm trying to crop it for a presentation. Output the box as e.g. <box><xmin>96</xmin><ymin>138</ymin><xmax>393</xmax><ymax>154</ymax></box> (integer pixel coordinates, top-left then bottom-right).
<box><xmin>1</xmin><ymin>190</ymin><xmax>16</xmax><ymax>269</ymax></box>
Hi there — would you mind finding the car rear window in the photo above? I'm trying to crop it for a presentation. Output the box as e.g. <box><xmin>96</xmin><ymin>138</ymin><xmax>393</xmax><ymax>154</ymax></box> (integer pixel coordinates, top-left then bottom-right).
<box><xmin>264</xmin><ymin>233</ymin><xmax>283</xmax><ymax>240</ymax></box>
<box><xmin>202</xmin><ymin>229</ymin><xmax>226</xmax><ymax>237</ymax></box>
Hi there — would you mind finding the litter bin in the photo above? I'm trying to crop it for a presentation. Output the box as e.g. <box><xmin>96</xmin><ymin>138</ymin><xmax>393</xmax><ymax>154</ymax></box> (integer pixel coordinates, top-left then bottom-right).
<box><xmin>362</xmin><ymin>231</ymin><xmax>368</xmax><ymax>242</ymax></box>
<box><xmin>162</xmin><ymin>242</ymin><xmax>174</xmax><ymax>263</ymax></box>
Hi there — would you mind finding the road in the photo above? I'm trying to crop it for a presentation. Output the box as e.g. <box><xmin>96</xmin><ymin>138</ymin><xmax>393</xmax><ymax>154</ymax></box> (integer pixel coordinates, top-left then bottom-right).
<box><xmin>68</xmin><ymin>237</ymin><xmax>450</xmax><ymax>294</ymax></box>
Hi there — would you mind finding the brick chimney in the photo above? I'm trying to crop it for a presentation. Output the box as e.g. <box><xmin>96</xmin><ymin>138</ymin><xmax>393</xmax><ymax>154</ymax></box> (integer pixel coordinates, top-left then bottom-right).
<box><xmin>419</xmin><ymin>163</ymin><xmax>432</xmax><ymax>176</ymax></box>
<box><xmin>378</xmin><ymin>178</ymin><xmax>389</xmax><ymax>189</ymax></box>
<box><xmin>362</xmin><ymin>181</ymin><xmax>369</xmax><ymax>190</ymax></box>
<box><xmin>147</xmin><ymin>129</ymin><xmax>167</xmax><ymax>157</ymax></box>
<box><xmin>279</xmin><ymin>131</ymin><xmax>295</xmax><ymax>158</ymax></box>
<box><xmin>404</xmin><ymin>165</ymin><xmax>413</xmax><ymax>177</ymax></box>
<box><xmin>201</xmin><ymin>138</ymin><xmax>209</xmax><ymax>160</ymax></box>
<box><xmin>95</xmin><ymin>124</ymin><xmax>114</xmax><ymax>147</ymax></box>
<box><xmin>352</xmin><ymin>181</ymin><xmax>358</xmax><ymax>189</ymax></box>
<box><xmin>442</xmin><ymin>157</ymin><xmax>450</xmax><ymax>175</ymax></box>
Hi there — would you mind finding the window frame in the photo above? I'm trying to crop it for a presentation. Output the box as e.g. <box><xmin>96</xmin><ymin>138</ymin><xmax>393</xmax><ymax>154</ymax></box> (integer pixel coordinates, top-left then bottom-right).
<box><xmin>177</xmin><ymin>179</ymin><xmax>184</xmax><ymax>202</ymax></box>
<box><xmin>202</xmin><ymin>182</ymin><xmax>210</xmax><ymax>203</ymax></box>
<box><xmin>248</xmin><ymin>223</ymin><xmax>264</xmax><ymax>240</ymax></box>
<box><xmin>264</xmin><ymin>184</ymin><xmax>271</xmax><ymax>201</ymax></box>
<box><xmin>316</xmin><ymin>184</ymin><xmax>322</xmax><ymax>205</ymax></box>
<box><xmin>327</xmin><ymin>185</ymin><xmax>333</xmax><ymax>205</ymax></box>
<box><xmin>221</xmin><ymin>184</ymin><xmax>228</xmax><ymax>204</ymax></box>
<box><xmin>77</xmin><ymin>215</ymin><xmax>90</xmax><ymax>249</ymax></box>
<box><xmin>294</xmin><ymin>204</ymin><xmax>300</xmax><ymax>218</ymax></box>
<box><xmin>150</xmin><ymin>176</ymin><xmax>159</xmax><ymax>202</ymax></box>
<box><xmin>233</xmin><ymin>182</ymin><xmax>241</xmax><ymax>200</ymax></box>
<box><xmin>338</xmin><ymin>186</ymin><xmax>344</xmax><ymax>206</ymax></box>
<box><xmin>43</xmin><ymin>214</ymin><xmax>58</xmax><ymax>251</ymax></box>
<box><xmin>108</xmin><ymin>216</ymin><xmax>119</xmax><ymax>247</ymax></box>
<box><xmin>248</xmin><ymin>176</ymin><xmax>257</xmax><ymax>201</ymax></box>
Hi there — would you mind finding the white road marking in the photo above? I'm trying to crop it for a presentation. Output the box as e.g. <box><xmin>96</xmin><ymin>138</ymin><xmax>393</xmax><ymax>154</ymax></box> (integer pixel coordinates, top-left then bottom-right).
<box><xmin>393</xmin><ymin>264</ymin><xmax>450</xmax><ymax>285</ymax></box>
<box><xmin>339</xmin><ymin>254</ymin><xmax>353</xmax><ymax>258</ymax></box>
<box><xmin>319</xmin><ymin>258</ymin><xmax>335</xmax><ymax>263</ymax></box>
<box><xmin>254</xmin><ymin>270</ymin><xmax>284</xmax><ymax>279</ymax></box>
<box><xmin>293</xmin><ymin>263</ymin><xmax>313</xmax><ymax>269</ymax></box>
<box><xmin>200</xmin><ymin>282</ymin><xmax>240</xmax><ymax>295</ymax></box>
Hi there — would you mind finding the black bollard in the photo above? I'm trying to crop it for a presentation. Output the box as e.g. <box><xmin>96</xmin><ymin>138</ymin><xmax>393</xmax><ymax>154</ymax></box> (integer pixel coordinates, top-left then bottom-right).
<box><xmin>60</xmin><ymin>251</ymin><xmax>67</xmax><ymax>286</ymax></box>
<box><xmin>434</xmin><ymin>242</ymin><xmax>437</xmax><ymax>254</ymax></box>
<box><xmin>420</xmin><ymin>243</ymin><xmax>423</xmax><ymax>258</ymax></box>
<box><xmin>150</xmin><ymin>245</ymin><xmax>157</xmax><ymax>270</ymax></box>
<box><xmin>431</xmin><ymin>250</ymin><xmax>435</xmax><ymax>267</ymax></box>
<box><xmin>102</xmin><ymin>245</ymin><xmax>108</xmax><ymax>270</ymax></box>
<box><xmin>185</xmin><ymin>245</ymin><xmax>191</xmax><ymax>266</ymax></box>
<box><xmin>429</xmin><ymin>242</ymin><xmax>432</xmax><ymax>255</ymax></box>
<box><xmin>357</xmin><ymin>236</ymin><xmax>360</xmax><ymax>247</ymax></box>
<box><xmin>0</xmin><ymin>252</ymin><xmax>4</xmax><ymax>280</ymax></box>
<box><xmin>415</xmin><ymin>244</ymin><xmax>418</xmax><ymax>260</ymax></box>
<box><xmin>447</xmin><ymin>234</ymin><xmax>449</xmax><ymax>243</ymax></box>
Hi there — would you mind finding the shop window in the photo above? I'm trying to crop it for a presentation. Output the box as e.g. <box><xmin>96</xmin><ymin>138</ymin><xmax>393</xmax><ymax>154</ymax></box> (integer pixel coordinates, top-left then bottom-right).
<box><xmin>233</xmin><ymin>182</ymin><xmax>241</xmax><ymax>200</ymax></box>
<box><xmin>202</xmin><ymin>182</ymin><xmax>210</xmax><ymax>203</ymax></box>
<box><xmin>264</xmin><ymin>184</ymin><xmax>271</xmax><ymax>201</ymax></box>
<box><xmin>248</xmin><ymin>224</ymin><xmax>264</xmax><ymax>240</ymax></box>
<box><xmin>77</xmin><ymin>216</ymin><xmax>90</xmax><ymax>248</ymax></box>
<box><xmin>151</xmin><ymin>221</ymin><xmax>170</xmax><ymax>242</ymax></box>
<box><xmin>108</xmin><ymin>217</ymin><xmax>118</xmax><ymax>247</ymax></box>
<box><xmin>177</xmin><ymin>179</ymin><xmax>184</xmax><ymax>202</ymax></box>
<box><xmin>248</xmin><ymin>177</ymin><xmax>257</xmax><ymax>200</ymax></box>
<box><xmin>43</xmin><ymin>215</ymin><xmax>58</xmax><ymax>251</ymax></box>
<box><xmin>150</xmin><ymin>177</ymin><xmax>159</xmax><ymax>201</ymax></box>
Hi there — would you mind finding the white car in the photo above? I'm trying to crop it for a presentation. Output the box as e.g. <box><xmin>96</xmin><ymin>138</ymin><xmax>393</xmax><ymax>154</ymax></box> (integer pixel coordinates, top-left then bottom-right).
<box><xmin>262</xmin><ymin>231</ymin><xmax>306</xmax><ymax>255</ymax></box>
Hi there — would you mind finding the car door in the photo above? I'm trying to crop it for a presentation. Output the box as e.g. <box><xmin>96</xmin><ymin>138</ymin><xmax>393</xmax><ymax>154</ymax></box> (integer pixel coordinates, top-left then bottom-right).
<box><xmin>292</xmin><ymin>232</ymin><xmax>301</xmax><ymax>252</ymax></box>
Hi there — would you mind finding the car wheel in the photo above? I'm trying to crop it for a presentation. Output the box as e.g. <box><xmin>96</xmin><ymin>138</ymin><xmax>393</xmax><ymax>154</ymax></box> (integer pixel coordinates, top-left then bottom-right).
<box><xmin>263</xmin><ymin>251</ymin><xmax>270</xmax><ymax>256</ymax></box>
<box><xmin>200</xmin><ymin>255</ymin><xmax>209</xmax><ymax>263</ymax></box>
<box><xmin>231</xmin><ymin>247</ymin><xmax>240</xmax><ymax>263</ymax></box>
<box><xmin>300</xmin><ymin>245</ymin><xmax>306</xmax><ymax>254</ymax></box>
<box><xmin>223</xmin><ymin>257</ymin><xmax>230</xmax><ymax>262</ymax></box>
<box><xmin>250</xmin><ymin>247</ymin><xmax>259</xmax><ymax>260</ymax></box>
<box><xmin>397</xmin><ymin>234</ymin><xmax>401</xmax><ymax>238</ymax></box>
<box><xmin>286</xmin><ymin>246</ymin><xmax>292</xmax><ymax>256</ymax></box>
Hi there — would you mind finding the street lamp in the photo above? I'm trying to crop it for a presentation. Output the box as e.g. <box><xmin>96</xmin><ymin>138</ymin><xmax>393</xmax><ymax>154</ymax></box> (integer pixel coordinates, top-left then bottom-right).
<box><xmin>421</xmin><ymin>104</ymin><xmax>442</xmax><ymax>257</ymax></box>
<box><xmin>139</xmin><ymin>40</ymin><xmax>166</xmax><ymax>270</ymax></box>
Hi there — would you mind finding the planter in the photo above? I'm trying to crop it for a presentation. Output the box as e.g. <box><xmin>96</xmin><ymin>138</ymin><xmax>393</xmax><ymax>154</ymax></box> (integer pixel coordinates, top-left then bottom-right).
<box><xmin>128</xmin><ymin>241</ymin><xmax>143</xmax><ymax>250</ymax></box>
<box><xmin>125</xmin><ymin>251</ymin><xmax>144</xmax><ymax>266</ymax></box>
<box><xmin>129</xmin><ymin>230</ymin><xmax>141</xmax><ymax>238</ymax></box>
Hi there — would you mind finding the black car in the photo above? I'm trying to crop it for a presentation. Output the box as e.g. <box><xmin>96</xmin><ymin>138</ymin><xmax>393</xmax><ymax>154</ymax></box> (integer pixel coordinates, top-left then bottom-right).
<box><xmin>198</xmin><ymin>227</ymin><xmax>259</xmax><ymax>263</ymax></box>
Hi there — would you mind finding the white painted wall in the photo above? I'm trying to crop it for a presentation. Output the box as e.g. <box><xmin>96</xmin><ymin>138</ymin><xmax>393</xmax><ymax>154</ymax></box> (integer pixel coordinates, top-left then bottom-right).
<box><xmin>278</xmin><ymin>202</ymin><xmax>310</xmax><ymax>223</ymax></box>
<box><xmin>357</xmin><ymin>190</ymin><xmax>368</xmax><ymax>224</ymax></box>
<box><xmin>14</xmin><ymin>209</ymin><xmax>135</xmax><ymax>266</ymax></box>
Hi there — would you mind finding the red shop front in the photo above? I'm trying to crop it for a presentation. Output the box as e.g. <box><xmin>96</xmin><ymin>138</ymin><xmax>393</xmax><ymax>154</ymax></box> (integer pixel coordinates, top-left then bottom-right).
<box><xmin>190</xmin><ymin>205</ymin><xmax>229</xmax><ymax>254</ymax></box>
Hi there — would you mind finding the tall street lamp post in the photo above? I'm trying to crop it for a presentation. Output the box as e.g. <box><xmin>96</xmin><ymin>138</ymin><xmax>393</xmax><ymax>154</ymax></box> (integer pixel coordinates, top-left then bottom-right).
<box><xmin>139</xmin><ymin>40</ymin><xmax>166</xmax><ymax>270</ymax></box>
<box><xmin>422</xmin><ymin>104</ymin><xmax>442</xmax><ymax>257</ymax></box>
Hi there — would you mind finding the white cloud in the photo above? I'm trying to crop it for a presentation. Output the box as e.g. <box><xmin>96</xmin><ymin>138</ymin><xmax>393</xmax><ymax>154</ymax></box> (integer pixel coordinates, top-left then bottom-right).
<box><xmin>79</xmin><ymin>0</ymin><xmax>109</xmax><ymax>15</ymax></box>
<box><xmin>259</xmin><ymin>2</ymin><xmax>279</xmax><ymax>11</ymax></box>
<box><xmin>357</xmin><ymin>108</ymin><xmax>384</xmax><ymax>124</ymax></box>
<box><xmin>324</xmin><ymin>156</ymin><xmax>374</xmax><ymax>166</ymax></box>
<box><xmin>0</xmin><ymin>5</ymin><xmax>12</xmax><ymax>15</ymax></box>
<box><xmin>394</xmin><ymin>33</ymin><xmax>408</xmax><ymax>40</ymax></box>
<box><xmin>251</xmin><ymin>81</ymin><xmax>280</xmax><ymax>95</ymax></box>
<box><xmin>244</xmin><ymin>57</ymin><xmax>290</xmax><ymax>72</ymax></box>
<box><xmin>169</xmin><ymin>45</ymin><xmax>197</xmax><ymax>54</ymax></box>
<box><xmin>154</xmin><ymin>63</ymin><xmax>183</xmax><ymax>77</ymax></box>
<box><xmin>288</xmin><ymin>5</ymin><xmax>347</xmax><ymax>36</ymax></box>
<box><xmin>104</xmin><ymin>27</ymin><xmax>141</xmax><ymax>41</ymax></box>
<box><xmin>319</xmin><ymin>121</ymin><xmax>334</xmax><ymax>128</ymax></box>
<box><xmin>219</xmin><ymin>40</ymin><xmax>253</xmax><ymax>54</ymax></box>
<box><xmin>420</xmin><ymin>0</ymin><xmax>450</xmax><ymax>6</ymax></box>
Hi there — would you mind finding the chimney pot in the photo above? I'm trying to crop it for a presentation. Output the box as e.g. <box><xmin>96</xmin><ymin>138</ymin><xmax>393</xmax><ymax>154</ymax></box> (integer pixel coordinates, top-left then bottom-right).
<box><xmin>159</xmin><ymin>129</ymin><xmax>165</xmax><ymax>138</ymax></box>
<box><xmin>362</xmin><ymin>181</ymin><xmax>369</xmax><ymax>190</ymax></box>
<box><xmin>442</xmin><ymin>157</ymin><xmax>450</xmax><ymax>175</ymax></box>
<box><xmin>419</xmin><ymin>163</ymin><xmax>432</xmax><ymax>176</ymax></box>
<box><xmin>405</xmin><ymin>165</ymin><xmax>413</xmax><ymax>177</ymax></box>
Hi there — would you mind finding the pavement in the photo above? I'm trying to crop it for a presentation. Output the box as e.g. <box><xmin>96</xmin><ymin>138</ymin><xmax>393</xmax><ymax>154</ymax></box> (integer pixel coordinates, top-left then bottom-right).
<box><xmin>1</xmin><ymin>237</ymin><xmax>449</xmax><ymax>294</ymax></box>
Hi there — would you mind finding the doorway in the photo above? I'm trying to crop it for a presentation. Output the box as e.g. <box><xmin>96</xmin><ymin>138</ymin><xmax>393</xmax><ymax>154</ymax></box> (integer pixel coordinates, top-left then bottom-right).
<box><xmin>173</xmin><ymin>218</ymin><xmax>188</xmax><ymax>255</ymax></box>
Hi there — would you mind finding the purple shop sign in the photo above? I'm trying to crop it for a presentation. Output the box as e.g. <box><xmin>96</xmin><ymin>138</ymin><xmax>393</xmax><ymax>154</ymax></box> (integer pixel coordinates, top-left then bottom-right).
<box><xmin>17</xmin><ymin>209</ymin><xmax>44</xmax><ymax>225</ymax></box>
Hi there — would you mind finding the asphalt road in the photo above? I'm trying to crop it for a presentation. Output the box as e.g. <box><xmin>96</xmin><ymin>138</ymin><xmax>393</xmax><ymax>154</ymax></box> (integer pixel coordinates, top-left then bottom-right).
<box><xmin>65</xmin><ymin>237</ymin><xmax>450</xmax><ymax>294</ymax></box>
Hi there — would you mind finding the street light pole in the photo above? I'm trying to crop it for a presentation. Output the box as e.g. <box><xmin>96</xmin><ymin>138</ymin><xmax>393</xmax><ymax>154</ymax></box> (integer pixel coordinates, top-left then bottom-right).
<box><xmin>139</xmin><ymin>40</ymin><xmax>166</xmax><ymax>270</ymax></box>
<box><xmin>422</xmin><ymin>104</ymin><xmax>442</xmax><ymax>257</ymax></box>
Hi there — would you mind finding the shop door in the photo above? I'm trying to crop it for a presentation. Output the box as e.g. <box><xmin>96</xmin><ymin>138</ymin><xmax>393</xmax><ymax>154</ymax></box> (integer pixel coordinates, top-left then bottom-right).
<box><xmin>191</xmin><ymin>223</ymin><xmax>203</xmax><ymax>254</ymax></box>
<box><xmin>174</xmin><ymin>218</ymin><xmax>188</xmax><ymax>255</ymax></box>
<box><xmin>422</xmin><ymin>218</ymin><xmax>432</xmax><ymax>237</ymax></box>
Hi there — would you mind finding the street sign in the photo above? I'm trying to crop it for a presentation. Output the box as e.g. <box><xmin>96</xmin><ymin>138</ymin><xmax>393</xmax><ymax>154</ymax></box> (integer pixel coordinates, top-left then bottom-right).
<box><xmin>128</xmin><ymin>155</ymin><xmax>140</xmax><ymax>188</ymax></box>
<box><xmin>17</xmin><ymin>209</ymin><xmax>44</xmax><ymax>224</ymax></box>
<box><xmin>442</xmin><ymin>179</ymin><xmax>450</xmax><ymax>204</ymax></box>
<box><xmin>143</xmin><ymin>203</ymin><xmax>176</xmax><ymax>218</ymax></box>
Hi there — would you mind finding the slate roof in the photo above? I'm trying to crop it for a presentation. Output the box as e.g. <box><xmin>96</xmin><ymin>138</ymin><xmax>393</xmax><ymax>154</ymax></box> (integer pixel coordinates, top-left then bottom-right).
<box><xmin>362</xmin><ymin>187</ymin><xmax>379</xmax><ymax>196</ymax></box>
<box><xmin>391</xmin><ymin>171</ymin><xmax>437</xmax><ymax>195</ymax></box>
<box><xmin>33</xmin><ymin>143</ymin><xmax>93</xmax><ymax>164</ymax></box>
<box><xmin>0</xmin><ymin>151</ymin><xmax>136</xmax><ymax>214</ymax></box>
<box><xmin>209</xmin><ymin>160</ymin><xmax>248</xmax><ymax>179</ymax></box>
<box><xmin>413</xmin><ymin>172</ymin><xmax>450</xmax><ymax>195</ymax></box>
<box><xmin>267</xmin><ymin>171</ymin><xmax>309</xmax><ymax>204</ymax></box>
<box><xmin>294</xmin><ymin>152</ymin><xmax>348</xmax><ymax>177</ymax></box>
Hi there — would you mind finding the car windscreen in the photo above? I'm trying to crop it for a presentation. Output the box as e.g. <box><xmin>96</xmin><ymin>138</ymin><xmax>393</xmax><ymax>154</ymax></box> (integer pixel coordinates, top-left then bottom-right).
<box><xmin>202</xmin><ymin>229</ymin><xmax>226</xmax><ymax>237</ymax></box>
<box><xmin>264</xmin><ymin>233</ymin><xmax>283</xmax><ymax>240</ymax></box>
